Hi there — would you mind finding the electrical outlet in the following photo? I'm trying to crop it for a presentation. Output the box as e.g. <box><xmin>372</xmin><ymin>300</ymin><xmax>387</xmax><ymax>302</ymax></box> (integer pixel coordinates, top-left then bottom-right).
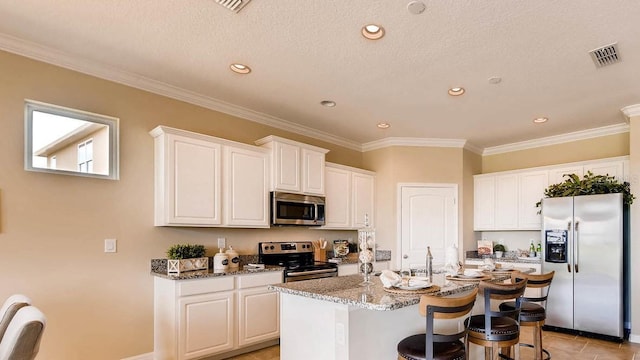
<box><xmin>217</xmin><ymin>237</ymin><xmax>226</xmax><ymax>249</ymax></box>
<box><xmin>104</xmin><ymin>239</ymin><xmax>117</xmax><ymax>253</ymax></box>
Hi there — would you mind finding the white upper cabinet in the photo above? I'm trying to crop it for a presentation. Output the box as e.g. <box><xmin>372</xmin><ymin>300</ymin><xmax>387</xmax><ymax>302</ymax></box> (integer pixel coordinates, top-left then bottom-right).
<box><xmin>518</xmin><ymin>170</ymin><xmax>548</xmax><ymax>229</ymax></box>
<box><xmin>223</xmin><ymin>145</ymin><xmax>270</xmax><ymax>228</ymax></box>
<box><xmin>352</xmin><ymin>171</ymin><xmax>375</xmax><ymax>228</ymax></box>
<box><xmin>323</xmin><ymin>163</ymin><xmax>375</xmax><ymax>229</ymax></box>
<box><xmin>548</xmin><ymin>158</ymin><xmax>626</xmax><ymax>185</ymax></box>
<box><xmin>475</xmin><ymin>171</ymin><xmax>546</xmax><ymax>231</ymax></box>
<box><xmin>151</xmin><ymin>126</ymin><xmax>269</xmax><ymax>228</ymax></box>
<box><xmin>255</xmin><ymin>136</ymin><xmax>329</xmax><ymax>195</ymax></box>
<box><xmin>474</xmin><ymin>156</ymin><xmax>628</xmax><ymax>231</ymax></box>
<box><xmin>152</xmin><ymin>129</ymin><xmax>222</xmax><ymax>226</ymax></box>
<box><xmin>324</xmin><ymin>166</ymin><xmax>352</xmax><ymax>228</ymax></box>
<box><xmin>473</xmin><ymin>176</ymin><xmax>496</xmax><ymax>230</ymax></box>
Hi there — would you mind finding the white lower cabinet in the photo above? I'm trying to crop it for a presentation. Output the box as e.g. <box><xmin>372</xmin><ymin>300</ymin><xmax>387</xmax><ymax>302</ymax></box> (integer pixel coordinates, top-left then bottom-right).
<box><xmin>179</xmin><ymin>292</ymin><xmax>234</xmax><ymax>359</ymax></box>
<box><xmin>154</xmin><ymin>271</ymin><xmax>283</xmax><ymax>360</ymax></box>
<box><xmin>237</xmin><ymin>288</ymin><xmax>279</xmax><ymax>346</ymax></box>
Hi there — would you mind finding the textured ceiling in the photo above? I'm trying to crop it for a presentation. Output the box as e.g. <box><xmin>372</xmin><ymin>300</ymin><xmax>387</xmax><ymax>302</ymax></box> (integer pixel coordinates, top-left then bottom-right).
<box><xmin>0</xmin><ymin>0</ymin><xmax>639</xmax><ymax>152</ymax></box>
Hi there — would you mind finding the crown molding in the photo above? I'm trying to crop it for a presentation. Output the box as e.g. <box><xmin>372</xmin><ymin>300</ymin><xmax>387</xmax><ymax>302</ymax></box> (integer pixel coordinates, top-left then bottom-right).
<box><xmin>482</xmin><ymin>123</ymin><xmax>630</xmax><ymax>156</ymax></box>
<box><xmin>0</xmin><ymin>34</ymin><xmax>632</xmax><ymax>156</ymax></box>
<box><xmin>0</xmin><ymin>33</ymin><xmax>362</xmax><ymax>151</ymax></box>
<box><xmin>361</xmin><ymin>137</ymin><xmax>467</xmax><ymax>152</ymax></box>
<box><xmin>621</xmin><ymin>104</ymin><xmax>640</xmax><ymax>121</ymax></box>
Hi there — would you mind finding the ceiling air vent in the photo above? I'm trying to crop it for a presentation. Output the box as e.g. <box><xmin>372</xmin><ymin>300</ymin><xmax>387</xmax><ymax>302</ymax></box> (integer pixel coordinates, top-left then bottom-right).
<box><xmin>589</xmin><ymin>43</ymin><xmax>620</xmax><ymax>68</ymax></box>
<box><xmin>214</xmin><ymin>0</ymin><xmax>252</xmax><ymax>13</ymax></box>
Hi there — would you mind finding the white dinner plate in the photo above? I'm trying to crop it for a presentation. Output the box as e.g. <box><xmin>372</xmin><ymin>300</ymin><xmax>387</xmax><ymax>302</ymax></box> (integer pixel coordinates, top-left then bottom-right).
<box><xmin>396</xmin><ymin>282</ymin><xmax>432</xmax><ymax>291</ymax></box>
<box><xmin>450</xmin><ymin>274</ymin><xmax>484</xmax><ymax>279</ymax></box>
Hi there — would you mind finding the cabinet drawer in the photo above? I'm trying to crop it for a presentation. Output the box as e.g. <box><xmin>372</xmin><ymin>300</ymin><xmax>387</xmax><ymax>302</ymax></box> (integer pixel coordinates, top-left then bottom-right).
<box><xmin>178</xmin><ymin>276</ymin><xmax>235</xmax><ymax>296</ymax></box>
<box><xmin>236</xmin><ymin>272</ymin><xmax>283</xmax><ymax>289</ymax></box>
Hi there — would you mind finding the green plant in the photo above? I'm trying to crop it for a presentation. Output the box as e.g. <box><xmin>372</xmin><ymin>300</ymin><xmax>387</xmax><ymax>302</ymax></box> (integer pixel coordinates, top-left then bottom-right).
<box><xmin>536</xmin><ymin>171</ymin><xmax>635</xmax><ymax>209</ymax></box>
<box><xmin>493</xmin><ymin>243</ymin><xmax>506</xmax><ymax>252</ymax></box>
<box><xmin>166</xmin><ymin>244</ymin><xmax>206</xmax><ymax>260</ymax></box>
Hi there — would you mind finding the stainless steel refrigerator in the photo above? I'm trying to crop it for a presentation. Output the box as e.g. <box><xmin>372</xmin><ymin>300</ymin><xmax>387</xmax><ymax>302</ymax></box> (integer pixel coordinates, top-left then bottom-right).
<box><xmin>542</xmin><ymin>193</ymin><xmax>625</xmax><ymax>340</ymax></box>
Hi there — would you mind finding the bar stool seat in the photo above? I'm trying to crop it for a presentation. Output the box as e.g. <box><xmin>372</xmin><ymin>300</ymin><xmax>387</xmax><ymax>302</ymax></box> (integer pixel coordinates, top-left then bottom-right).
<box><xmin>499</xmin><ymin>271</ymin><xmax>555</xmax><ymax>360</ymax></box>
<box><xmin>397</xmin><ymin>336</ymin><xmax>465</xmax><ymax>360</ymax></box>
<box><xmin>466</xmin><ymin>278</ymin><xmax>528</xmax><ymax>360</ymax></box>
<box><xmin>397</xmin><ymin>288</ymin><xmax>478</xmax><ymax>360</ymax></box>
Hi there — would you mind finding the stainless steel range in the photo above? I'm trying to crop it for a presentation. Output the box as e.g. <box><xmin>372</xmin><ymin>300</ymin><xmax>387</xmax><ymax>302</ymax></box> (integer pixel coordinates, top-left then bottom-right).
<box><xmin>258</xmin><ymin>241</ymin><xmax>338</xmax><ymax>282</ymax></box>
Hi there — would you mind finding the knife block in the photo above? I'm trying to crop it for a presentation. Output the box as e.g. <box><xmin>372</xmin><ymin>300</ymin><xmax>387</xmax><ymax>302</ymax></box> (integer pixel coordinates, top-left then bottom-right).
<box><xmin>314</xmin><ymin>249</ymin><xmax>327</xmax><ymax>262</ymax></box>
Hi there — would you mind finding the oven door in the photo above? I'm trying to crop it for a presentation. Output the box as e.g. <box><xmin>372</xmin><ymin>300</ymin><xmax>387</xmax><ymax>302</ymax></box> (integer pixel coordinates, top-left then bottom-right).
<box><xmin>284</xmin><ymin>268</ymin><xmax>337</xmax><ymax>282</ymax></box>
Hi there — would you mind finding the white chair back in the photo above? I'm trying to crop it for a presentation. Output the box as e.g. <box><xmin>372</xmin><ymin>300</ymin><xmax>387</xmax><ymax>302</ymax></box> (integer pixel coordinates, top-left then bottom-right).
<box><xmin>0</xmin><ymin>306</ymin><xmax>46</xmax><ymax>360</ymax></box>
<box><xmin>0</xmin><ymin>295</ymin><xmax>31</xmax><ymax>341</ymax></box>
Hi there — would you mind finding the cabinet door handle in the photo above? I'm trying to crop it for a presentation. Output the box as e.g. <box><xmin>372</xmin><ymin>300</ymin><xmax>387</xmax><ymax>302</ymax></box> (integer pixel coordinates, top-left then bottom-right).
<box><xmin>403</xmin><ymin>254</ymin><xmax>408</xmax><ymax>259</ymax></box>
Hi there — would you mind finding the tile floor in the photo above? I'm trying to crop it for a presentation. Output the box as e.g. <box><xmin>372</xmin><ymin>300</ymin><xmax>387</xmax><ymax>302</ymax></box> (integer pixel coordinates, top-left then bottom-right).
<box><xmin>226</xmin><ymin>328</ymin><xmax>640</xmax><ymax>359</ymax></box>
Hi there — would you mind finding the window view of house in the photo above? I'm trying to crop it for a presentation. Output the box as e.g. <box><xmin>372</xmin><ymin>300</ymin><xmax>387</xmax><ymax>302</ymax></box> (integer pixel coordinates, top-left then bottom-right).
<box><xmin>31</xmin><ymin>110</ymin><xmax>109</xmax><ymax>175</ymax></box>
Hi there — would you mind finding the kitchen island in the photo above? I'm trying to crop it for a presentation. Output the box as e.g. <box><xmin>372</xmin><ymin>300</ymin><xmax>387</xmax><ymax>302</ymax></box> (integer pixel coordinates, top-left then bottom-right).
<box><xmin>270</xmin><ymin>268</ymin><xmax>534</xmax><ymax>360</ymax></box>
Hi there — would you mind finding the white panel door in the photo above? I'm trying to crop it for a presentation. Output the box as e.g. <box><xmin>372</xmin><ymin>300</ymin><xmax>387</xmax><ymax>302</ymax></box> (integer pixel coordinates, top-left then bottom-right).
<box><xmin>179</xmin><ymin>292</ymin><xmax>234</xmax><ymax>360</ymax></box>
<box><xmin>224</xmin><ymin>146</ymin><xmax>269</xmax><ymax>227</ymax></box>
<box><xmin>400</xmin><ymin>185</ymin><xmax>457</xmax><ymax>269</ymax></box>
<box><xmin>167</xmin><ymin>134</ymin><xmax>221</xmax><ymax>225</ymax></box>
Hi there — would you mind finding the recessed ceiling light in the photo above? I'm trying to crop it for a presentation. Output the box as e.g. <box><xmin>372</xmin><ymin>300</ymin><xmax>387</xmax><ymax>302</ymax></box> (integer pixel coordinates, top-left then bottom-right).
<box><xmin>488</xmin><ymin>76</ymin><xmax>502</xmax><ymax>84</ymax></box>
<box><xmin>533</xmin><ymin>117</ymin><xmax>549</xmax><ymax>124</ymax></box>
<box><xmin>448</xmin><ymin>87</ymin><xmax>465</xmax><ymax>96</ymax></box>
<box><xmin>377</xmin><ymin>122</ymin><xmax>391</xmax><ymax>129</ymax></box>
<box><xmin>362</xmin><ymin>24</ymin><xmax>385</xmax><ymax>40</ymax></box>
<box><xmin>230</xmin><ymin>63</ymin><xmax>251</xmax><ymax>74</ymax></box>
<box><xmin>320</xmin><ymin>100</ymin><xmax>336</xmax><ymax>107</ymax></box>
<box><xmin>407</xmin><ymin>1</ymin><xmax>426</xmax><ymax>15</ymax></box>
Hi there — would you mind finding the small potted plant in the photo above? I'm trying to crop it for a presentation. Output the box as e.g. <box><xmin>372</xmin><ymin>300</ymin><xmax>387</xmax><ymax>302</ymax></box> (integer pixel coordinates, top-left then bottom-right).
<box><xmin>493</xmin><ymin>243</ymin><xmax>506</xmax><ymax>258</ymax></box>
<box><xmin>166</xmin><ymin>244</ymin><xmax>208</xmax><ymax>275</ymax></box>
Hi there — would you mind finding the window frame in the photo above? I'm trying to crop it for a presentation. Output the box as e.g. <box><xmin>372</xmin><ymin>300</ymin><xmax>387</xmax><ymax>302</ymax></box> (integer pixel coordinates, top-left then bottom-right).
<box><xmin>24</xmin><ymin>100</ymin><xmax>120</xmax><ymax>180</ymax></box>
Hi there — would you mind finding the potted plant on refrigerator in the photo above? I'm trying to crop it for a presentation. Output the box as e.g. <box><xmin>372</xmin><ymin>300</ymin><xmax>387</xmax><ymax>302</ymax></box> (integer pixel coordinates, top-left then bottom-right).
<box><xmin>536</xmin><ymin>171</ymin><xmax>634</xmax><ymax>210</ymax></box>
<box><xmin>166</xmin><ymin>244</ymin><xmax>208</xmax><ymax>275</ymax></box>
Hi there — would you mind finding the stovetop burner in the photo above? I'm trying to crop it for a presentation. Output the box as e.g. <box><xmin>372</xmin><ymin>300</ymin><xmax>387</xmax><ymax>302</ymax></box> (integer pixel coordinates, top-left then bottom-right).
<box><xmin>258</xmin><ymin>241</ymin><xmax>338</xmax><ymax>282</ymax></box>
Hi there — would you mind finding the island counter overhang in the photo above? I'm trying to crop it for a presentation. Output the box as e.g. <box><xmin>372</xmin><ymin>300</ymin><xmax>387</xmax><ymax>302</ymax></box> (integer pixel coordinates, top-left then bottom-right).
<box><xmin>269</xmin><ymin>271</ymin><xmax>532</xmax><ymax>360</ymax></box>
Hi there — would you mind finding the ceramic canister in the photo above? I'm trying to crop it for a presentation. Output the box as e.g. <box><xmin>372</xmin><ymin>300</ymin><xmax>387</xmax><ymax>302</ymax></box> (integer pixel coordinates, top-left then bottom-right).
<box><xmin>226</xmin><ymin>246</ymin><xmax>239</xmax><ymax>270</ymax></box>
<box><xmin>213</xmin><ymin>249</ymin><xmax>229</xmax><ymax>272</ymax></box>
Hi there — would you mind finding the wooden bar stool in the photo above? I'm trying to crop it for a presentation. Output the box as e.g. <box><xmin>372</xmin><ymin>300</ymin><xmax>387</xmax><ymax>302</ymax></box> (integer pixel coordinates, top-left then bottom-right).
<box><xmin>466</xmin><ymin>279</ymin><xmax>527</xmax><ymax>360</ymax></box>
<box><xmin>499</xmin><ymin>271</ymin><xmax>555</xmax><ymax>360</ymax></box>
<box><xmin>397</xmin><ymin>288</ymin><xmax>478</xmax><ymax>360</ymax></box>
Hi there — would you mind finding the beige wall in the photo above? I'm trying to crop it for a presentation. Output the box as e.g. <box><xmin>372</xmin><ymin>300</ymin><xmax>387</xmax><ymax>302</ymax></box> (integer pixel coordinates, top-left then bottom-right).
<box><xmin>462</xmin><ymin>149</ymin><xmax>483</xmax><ymax>254</ymax></box>
<box><xmin>362</xmin><ymin>146</ymin><xmax>465</xmax><ymax>268</ymax></box>
<box><xmin>482</xmin><ymin>132</ymin><xmax>629</xmax><ymax>173</ymax></box>
<box><xmin>0</xmin><ymin>50</ymin><xmax>362</xmax><ymax>360</ymax></box>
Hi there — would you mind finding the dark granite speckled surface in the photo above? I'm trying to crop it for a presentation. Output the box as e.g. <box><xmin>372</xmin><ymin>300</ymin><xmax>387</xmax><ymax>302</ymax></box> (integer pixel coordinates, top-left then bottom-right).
<box><xmin>269</xmin><ymin>267</ymin><xmax>535</xmax><ymax>311</ymax></box>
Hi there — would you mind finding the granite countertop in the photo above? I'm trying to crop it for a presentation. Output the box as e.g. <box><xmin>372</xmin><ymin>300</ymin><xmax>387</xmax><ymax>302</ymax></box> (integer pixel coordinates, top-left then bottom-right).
<box><xmin>269</xmin><ymin>268</ymin><xmax>534</xmax><ymax>311</ymax></box>
<box><xmin>151</xmin><ymin>265</ymin><xmax>284</xmax><ymax>280</ymax></box>
<box><xmin>465</xmin><ymin>251</ymin><xmax>541</xmax><ymax>264</ymax></box>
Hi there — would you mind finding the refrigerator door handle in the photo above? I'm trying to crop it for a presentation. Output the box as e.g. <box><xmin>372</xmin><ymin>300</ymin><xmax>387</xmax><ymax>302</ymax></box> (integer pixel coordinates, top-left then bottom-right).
<box><xmin>575</xmin><ymin>220</ymin><xmax>580</xmax><ymax>273</ymax></box>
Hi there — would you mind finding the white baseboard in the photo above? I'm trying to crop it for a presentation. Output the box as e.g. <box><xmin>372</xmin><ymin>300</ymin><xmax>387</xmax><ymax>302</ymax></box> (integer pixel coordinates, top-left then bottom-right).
<box><xmin>629</xmin><ymin>334</ymin><xmax>640</xmax><ymax>344</ymax></box>
<box><xmin>121</xmin><ymin>352</ymin><xmax>154</xmax><ymax>360</ymax></box>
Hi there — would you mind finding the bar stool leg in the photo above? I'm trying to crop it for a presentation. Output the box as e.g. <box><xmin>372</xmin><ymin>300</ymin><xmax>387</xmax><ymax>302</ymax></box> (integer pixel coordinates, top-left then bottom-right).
<box><xmin>533</xmin><ymin>323</ymin><xmax>541</xmax><ymax>360</ymax></box>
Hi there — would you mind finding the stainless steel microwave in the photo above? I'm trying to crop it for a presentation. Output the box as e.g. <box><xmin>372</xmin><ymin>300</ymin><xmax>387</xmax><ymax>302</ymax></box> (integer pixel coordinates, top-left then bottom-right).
<box><xmin>271</xmin><ymin>192</ymin><xmax>325</xmax><ymax>226</ymax></box>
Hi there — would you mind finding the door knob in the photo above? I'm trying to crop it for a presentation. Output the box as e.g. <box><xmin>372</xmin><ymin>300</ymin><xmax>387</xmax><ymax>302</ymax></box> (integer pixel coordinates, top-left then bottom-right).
<box><xmin>403</xmin><ymin>254</ymin><xmax>408</xmax><ymax>259</ymax></box>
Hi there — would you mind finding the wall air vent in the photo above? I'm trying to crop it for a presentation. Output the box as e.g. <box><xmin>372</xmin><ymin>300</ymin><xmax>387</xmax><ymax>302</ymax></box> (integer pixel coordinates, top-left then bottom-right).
<box><xmin>589</xmin><ymin>43</ymin><xmax>620</xmax><ymax>68</ymax></box>
<box><xmin>214</xmin><ymin>0</ymin><xmax>252</xmax><ymax>13</ymax></box>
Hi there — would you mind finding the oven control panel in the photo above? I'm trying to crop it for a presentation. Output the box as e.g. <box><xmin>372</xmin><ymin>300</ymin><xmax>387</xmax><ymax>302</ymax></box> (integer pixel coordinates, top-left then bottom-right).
<box><xmin>260</xmin><ymin>241</ymin><xmax>314</xmax><ymax>254</ymax></box>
